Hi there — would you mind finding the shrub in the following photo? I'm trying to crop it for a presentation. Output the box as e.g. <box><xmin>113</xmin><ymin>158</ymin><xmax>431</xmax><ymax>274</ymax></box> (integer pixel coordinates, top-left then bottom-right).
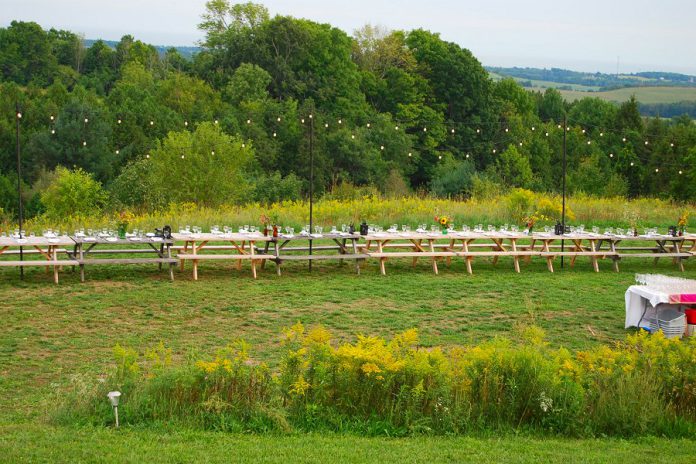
<box><xmin>40</xmin><ymin>166</ymin><xmax>108</xmax><ymax>220</ymax></box>
<box><xmin>252</xmin><ymin>171</ymin><xmax>303</xmax><ymax>205</ymax></box>
<box><xmin>57</xmin><ymin>327</ymin><xmax>696</xmax><ymax>438</ymax></box>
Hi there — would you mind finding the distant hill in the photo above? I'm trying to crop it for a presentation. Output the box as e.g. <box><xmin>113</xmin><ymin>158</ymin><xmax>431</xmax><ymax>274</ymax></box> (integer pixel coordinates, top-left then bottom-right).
<box><xmin>487</xmin><ymin>66</ymin><xmax>696</xmax><ymax>90</ymax></box>
<box><xmin>84</xmin><ymin>39</ymin><xmax>201</xmax><ymax>59</ymax></box>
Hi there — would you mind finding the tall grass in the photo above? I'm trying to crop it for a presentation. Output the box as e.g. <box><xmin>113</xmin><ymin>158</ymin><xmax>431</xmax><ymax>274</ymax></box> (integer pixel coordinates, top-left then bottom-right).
<box><xmin>56</xmin><ymin>326</ymin><xmax>696</xmax><ymax>438</ymax></box>
<box><xmin>16</xmin><ymin>194</ymin><xmax>695</xmax><ymax>233</ymax></box>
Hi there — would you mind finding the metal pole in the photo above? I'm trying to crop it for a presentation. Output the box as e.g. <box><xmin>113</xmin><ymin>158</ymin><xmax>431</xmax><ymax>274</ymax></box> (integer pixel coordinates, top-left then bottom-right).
<box><xmin>15</xmin><ymin>102</ymin><xmax>24</xmax><ymax>279</ymax></box>
<box><xmin>308</xmin><ymin>113</ymin><xmax>314</xmax><ymax>272</ymax></box>
<box><xmin>561</xmin><ymin>114</ymin><xmax>567</xmax><ymax>268</ymax></box>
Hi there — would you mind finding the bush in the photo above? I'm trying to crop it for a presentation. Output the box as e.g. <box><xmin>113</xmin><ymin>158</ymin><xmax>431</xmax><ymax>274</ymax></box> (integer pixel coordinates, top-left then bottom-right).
<box><xmin>430</xmin><ymin>158</ymin><xmax>475</xmax><ymax>198</ymax></box>
<box><xmin>57</xmin><ymin>327</ymin><xmax>696</xmax><ymax>437</ymax></box>
<box><xmin>40</xmin><ymin>166</ymin><xmax>108</xmax><ymax>220</ymax></box>
<box><xmin>252</xmin><ymin>171</ymin><xmax>303</xmax><ymax>205</ymax></box>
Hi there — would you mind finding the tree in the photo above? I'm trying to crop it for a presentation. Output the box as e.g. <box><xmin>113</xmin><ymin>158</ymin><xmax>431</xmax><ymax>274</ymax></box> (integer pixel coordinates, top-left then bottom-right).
<box><xmin>40</xmin><ymin>166</ymin><xmax>108</xmax><ymax>219</ymax></box>
<box><xmin>0</xmin><ymin>21</ymin><xmax>57</xmax><ymax>85</ymax></box>
<box><xmin>495</xmin><ymin>145</ymin><xmax>533</xmax><ymax>188</ymax></box>
<box><xmin>136</xmin><ymin>122</ymin><xmax>254</xmax><ymax>208</ymax></box>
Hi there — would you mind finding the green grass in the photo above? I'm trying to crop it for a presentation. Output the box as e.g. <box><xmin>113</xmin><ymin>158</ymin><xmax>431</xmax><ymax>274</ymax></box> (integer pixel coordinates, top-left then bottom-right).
<box><xmin>2</xmin><ymin>424</ymin><xmax>696</xmax><ymax>463</ymax></box>
<box><xmin>559</xmin><ymin>86</ymin><xmax>696</xmax><ymax>104</ymax></box>
<box><xmin>1</xmin><ymin>257</ymin><xmax>694</xmax><ymax>461</ymax></box>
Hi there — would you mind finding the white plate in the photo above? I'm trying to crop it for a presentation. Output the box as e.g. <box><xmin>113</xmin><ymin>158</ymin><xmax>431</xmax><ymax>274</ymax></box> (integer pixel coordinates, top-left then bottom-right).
<box><xmin>106</xmin><ymin>237</ymin><xmax>118</xmax><ymax>242</ymax></box>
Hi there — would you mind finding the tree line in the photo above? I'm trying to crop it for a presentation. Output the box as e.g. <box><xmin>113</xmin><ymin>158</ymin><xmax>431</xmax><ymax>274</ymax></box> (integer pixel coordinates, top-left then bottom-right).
<box><xmin>1</xmin><ymin>1</ymin><xmax>696</xmax><ymax>221</ymax></box>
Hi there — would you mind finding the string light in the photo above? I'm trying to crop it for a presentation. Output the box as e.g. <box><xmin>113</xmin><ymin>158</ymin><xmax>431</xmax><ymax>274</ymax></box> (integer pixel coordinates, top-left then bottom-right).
<box><xmin>519</xmin><ymin>142</ymin><xmax>523</xmax><ymax>146</ymax></box>
<box><xmin>609</xmin><ymin>153</ymin><xmax>614</xmax><ymax>158</ymax></box>
<box><xmin>351</xmin><ymin>134</ymin><xmax>355</xmax><ymax>139</ymax></box>
<box><xmin>181</xmin><ymin>155</ymin><xmax>185</xmax><ymax>159</ymax></box>
<box><xmin>644</xmin><ymin>141</ymin><xmax>649</xmax><ymax>145</ymax></box>
<box><xmin>366</xmin><ymin>123</ymin><xmax>370</xmax><ymax>128</ymax></box>
<box><xmin>50</xmin><ymin>115</ymin><xmax>54</xmax><ymax>121</ymax></box>
<box><xmin>149</xmin><ymin>120</ymin><xmax>154</xmax><ymax>126</ymax></box>
<box><xmin>545</xmin><ymin>132</ymin><xmax>549</xmax><ymax>137</ymax></box>
<box><xmin>531</xmin><ymin>126</ymin><xmax>535</xmax><ymax>131</ymax></box>
<box><xmin>679</xmin><ymin>170</ymin><xmax>683</xmax><ymax>175</ymax></box>
<box><xmin>241</xmin><ymin>143</ymin><xmax>246</xmax><ymax>148</ymax></box>
<box><xmin>146</xmin><ymin>154</ymin><xmax>150</xmax><ymax>159</ymax></box>
<box><xmin>51</xmin><ymin>129</ymin><xmax>55</xmax><ymax>135</ymax></box>
<box><xmin>655</xmin><ymin>168</ymin><xmax>659</xmax><ymax>173</ymax></box>
<box><xmin>308</xmin><ymin>114</ymin><xmax>313</xmax><ymax>119</ymax></box>
<box><xmin>622</xmin><ymin>137</ymin><xmax>627</xmax><ymax>142</ymax></box>
<box><xmin>338</xmin><ymin>119</ymin><xmax>342</xmax><ymax>124</ymax></box>
<box><xmin>408</xmin><ymin>152</ymin><xmax>412</xmax><ymax>157</ymax></box>
<box><xmin>395</xmin><ymin>126</ymin><xmax>399</xmax><ymax>130</ymax></box>
<box><xmin>423</xmin><ymin>127</ymin><xmax>427</xmax><ymax>132</ymax></box>
<box><xmin>247</xmin><ymin>119</ymin><xmax>251</xmax><ymax>124</ymax></box>
<box><xmin>670</xmin><ymin>143</ymin><xmax>675</xmax><ymax>147</ymax></box>
<box><xmin>582</xmin><ymin>129</ymin><xmax>586</xmax><ymax>134</ymax></box>
<box><xmin>277</xmin><ymin>117</ymin><xmax>281</xmax><ymax>122</ymax></box>
<box><xmin>117</xmin><ymin>119</ymin><xmax>122</xmax><ymax>124</ymax></box>
<box><xmin>465</xmin><ymin>153</ymin><xmax>470</xmax><ymax>159</ymax></box>
<box><xmin>115</xmin><ymin>149</ymin><xmax>120</xmax><ymax>155</ymax></box>
<box><xmin>600</xmin><ymin>132</ymin><xmax>604</xmax><ymax>137</ymax></box>
<box><xmin>630</xmin><ymin>162</ymin><xmax>635</xmax><ymax>166</ymax></box>
<box><xmin>451</xmin><ymin>129</ymin><xmax>455</xmax><ymax>134</ymax></box>
<box><xmin>476</xmin><ymin>128</ymin><xmax>480</xmax><ymax>134</ymax></box>
<box><xmin>492</xmin><ymin>149</ymin><xmax>497</xmax><ymax>154</ymax></box>
<box><xmin>273</xmin><ymin>132</ymin><xmax>277</xmax><ymax>137</ymax></box>
<box><xmin>184</xmin><ymin>121</ymin><xmax>188</xmax><ymax>127</ymax></box>
<box><xmin>380</xmin><ymin>145</ymin><xmax>385</xmax><ymax>150</ymax></box>
<box><xmin>324</xmin><ymin>123</ymin><xmax>329</xmax><ymax>128</ymax></box>
<box><xmin>84</xmin><ymin>118</ymin><xmax>89</xmax><ymax>123</ymax></box>
<box><xmin>301</xmin><ymin>118</ymin><xmax>305</xmax><ymax>124</ymax></box>
<box><xmin>211</xmin><ymin>150</ymin><xmax>215</xmax><ymax>155</ymax></box>
<box><xmin>438</xmin><ymin>155</ymin><xmax>442</xmax><ymax>159</ymax></box>
<box><xmin>587</xmin><ymin>140</ymin><xmax>591</xmax><ymax>145</ymax></box>
<box><xmin>82</xmin><ymin>141</ymin><xmax>87</xmax><ymax>147</ymax></box>
<box><xmin>505</xmin><ymin>128</ymin><xmax>509</xmax><ymax>133</ymax></box>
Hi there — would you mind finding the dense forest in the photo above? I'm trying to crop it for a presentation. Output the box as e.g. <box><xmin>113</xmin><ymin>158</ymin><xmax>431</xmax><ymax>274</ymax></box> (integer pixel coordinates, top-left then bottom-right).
<box><xmin>1</xmin><ymin>1</ymin><xmax>696</xmax><ymax>221</ymax></box>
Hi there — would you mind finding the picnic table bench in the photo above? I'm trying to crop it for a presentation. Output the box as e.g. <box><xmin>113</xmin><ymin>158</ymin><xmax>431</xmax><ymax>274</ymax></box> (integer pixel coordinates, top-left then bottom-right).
<box><xmin>0</xmin><ymin>236</ymin><xmax>77</xmax><ymax>283</ymax></box>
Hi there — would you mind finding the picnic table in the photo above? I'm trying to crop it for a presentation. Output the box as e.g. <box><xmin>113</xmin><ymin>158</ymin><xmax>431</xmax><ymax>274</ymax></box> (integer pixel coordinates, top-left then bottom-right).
<box><xmin>172</xmin><ymin>232</ymin><xmax>274</xmax><ymax>280</ymax></box>
<box><xmin>263</xmin><ymin>232</ymin><xmax>365</xmax><ymax>275</ymax></box>
<box><xmin>0</xmin><ymin>236</ymin><xmax>77</xmax><ymax>283</ymax></box>
<box><xmin>607</xmin><ymin>234</ymin><xmax>689</xmax><ymax>272</ymax></box>
<box><xmin>71</xmin><ymin>235</ymin><xmax>177</xmax><ymax>282</ymax></box>
<box><xmin>528</xmin><ymin>232</ymin><xmax>619</xmax><ymax>273</ymax></box>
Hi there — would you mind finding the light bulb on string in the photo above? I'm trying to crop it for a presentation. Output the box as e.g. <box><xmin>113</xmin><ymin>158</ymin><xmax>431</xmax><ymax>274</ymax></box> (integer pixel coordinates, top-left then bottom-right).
<box><xmin>366</xmin><ymin>123</ymin><xmax>370</xmax><ymax>128</ymax></box>
<box><xmin>600</xmin><ymin>132</ymin><xmax>604</xmax><ymax>137</ymax></box>
<box><xmin>519</xmin><ymin>142</ymin><xmax>523</xmax><ymax>146</ymax></box>
<box><xmin>214</xmin><ymin>119</ymin><xmax>219</xmax><ymax>125</ymax></box>
<box><xmin>84</xmin><ymin>118</ymin><xmax>89</xmax><ymax>123</ymax></box>
<box><xmin>118</xmin><ymin>119</ymin><xmax>122</xmax><ymax>124</ymax></box>
<box><xmin>246</xmin><ymin>119</ymin><xmax>251</xmax><ymax>124</ymax></box>
<box><xmin>557</xmin><ymin>124</ymin><xmax>561</xmax><ymax>129</ymax></box>
<box><xmin>273</xmin><ymin>132</ymin><xmax>277</xmax><ymax>137</ymax></box>
<box><xmin>408</xmin><ymin>152</ymin><xmax>412</xmax><ymax>157</ymax></box>
<box><xmin>504</xmin><ymin>128</ymin><xmax>509</xmax><ymax>133</ymax></box>
<box><xmin>609</xmin><ymin>153</ymin><xmax>614</xmax><ymax>158</ymax></box>
<box><xmin>644</xmin><ymin>141</ymin><xmax>649</xmax><ymax>145</ymax></box>
<box><xmin>582</xmin><ymin>129</ymin><xmax>586</xmax><ymax>134</ymax></box>
<box><xmin>301</xmin><ymin>119</ymin><xmax>305</xmax><ymax>124</ymax></box>
<box><xmin>670</xmin><ymin>143</ymin><xmax>674</xmax><ymax>147</ymax></box>
<box><xmin>211</xmin><ymin>150</ymin><xmax>215</xmax><ymax>155</ymax></box>
<box><xmin>184</xmin><ymin>121</ymin><xmax>188</xmax><ymax>127</ymax></box>
<box><xmin>451</xmin><ymin>129</ymin><xmax>455</xmax><ymax>134</ymax></box>
<box><xmin>655</xmin><ymin>168</ymin><xmax>659</xmax><ymax>173</ymax></box>
<box><xmin>395</xmin><ymin>126</ymin><xmax>399</xmax><ymax>130</ymax></box>
<box><xmin>82</xmin><ymin>141</ymin><xmax>87</xmax><ymax>147</ymax></box>
<box><xmin>622</xmin><ymin>137</ymin><xmax>627</xmax><ymax>142</ymax></box>
<box><xmin>531</xmin><ymin>126</ymin><xmax>535</xmax><ymax>131</ymax></box>
<box><xmin>308</xmin><ymin>114</ymin><xmax>313</xmax><ymax>119</ymax></box>
<box><xmin>324</xmin><ymin>123</ymin><xmax>329</xmax><ymax>128</ymax></box>
<box><xmin>465</xmin><ymin>153</ymin><xmax>470</xmax><ymax>159</ymax></box>
<box><xmin>587</xmin><ymin>141</ymin><xmax>591</xmax><ymax>145</ymax></box>
<box><xmin>679</xmin><ymin>170</ymin><xmax>683</xmax><ymax>175</ymax></box>
<box><xmin>146</xmin><ymin>154</ymin><xmax>150</xmax><ymax>159</ymax></box>
<box><xmin>630</xmin><ymin>162</ymin><xmax>635</xmax><ymax>166</ymax></box>
<box><xmin>51</xmin><ymin>129</ymin><xmax>55</xmax><ymax>135</ymax></box>
<box><xmin>241</xmin><ymin>143</ymin><xmax>246</xmax><ymax>148</ymax></box>
<box><xmin>338</xmin><ymin>119</ymin><xmax>342</xmax><ymax>124</ymax></box>
<box><xmin>115</xmin><ymin>149</ymin><xmax>120</xmax><ymax>155</ymax></box>
<box><xmin>380</xmin><ymin>145</ymin><xmax>385</xmax><ymax>150</ymax></box>
<box><xmin>476</xmin><ymin>128</ymin><xmax>480</xmax><ymax>134</ymax></box>
<box><xmin>438</xmin><ymin>155</ymin><xmax>442</xmax><ymax>160</ymax></box>
<box><xmin>492</xmin><ymin>149</ymin><xmax>497</xmax><ymax>154</ymax></box>
<box><xmin>149</xmin><ymin>120</ymin><xmax>154</xmax><ymax>126</ymax></box>
<box><xmin>277</xmin><ymin>117</ymin><xmax>281</xmax><ymax>122</ymax></box>
<box><xmin>181</xmin><ymin>155</ymin><xmax>185</xmax><ymax>159</ymax></box>
<box><xmin>423</xmin><ymin>127</ymin><xmax>427</xmax><ymax>132</ymax></box>
<box><xmin>545</xmin><ymin>132</ymin><xmax>549</xmax><ymax>137</ymax></box>
<box><xmin>50</xmin><ymin>115</ymin><xmax>54</xmax><ymax>121</ymax></box>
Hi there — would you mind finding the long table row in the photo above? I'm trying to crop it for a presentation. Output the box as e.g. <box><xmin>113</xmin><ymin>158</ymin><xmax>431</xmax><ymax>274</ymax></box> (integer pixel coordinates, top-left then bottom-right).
<box><xmin>1</xmin><ymin>231</ymin><xmax>694</xmax><ymax>282</ymax></box>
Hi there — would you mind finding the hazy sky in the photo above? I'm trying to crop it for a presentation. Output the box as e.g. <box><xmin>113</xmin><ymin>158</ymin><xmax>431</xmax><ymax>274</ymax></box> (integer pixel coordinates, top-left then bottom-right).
<box><xmin>3</xmin><ymin>0</ymin><xmax>696</xmax><ymax>74</ymax></box>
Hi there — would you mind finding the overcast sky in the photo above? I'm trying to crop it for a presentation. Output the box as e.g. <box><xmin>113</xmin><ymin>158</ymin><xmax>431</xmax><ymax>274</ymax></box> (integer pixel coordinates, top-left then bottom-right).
<box><xmin>3</xmin><ymin>0</ymin><xmax>695</xmax><ymax>74</ymax></box>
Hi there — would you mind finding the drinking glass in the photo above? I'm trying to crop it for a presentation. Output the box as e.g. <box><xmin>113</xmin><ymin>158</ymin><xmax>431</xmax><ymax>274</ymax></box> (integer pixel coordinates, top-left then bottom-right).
<box><xmin>616</xmin><ymin>228</ymin><xmax>624</xmax><ymax>236</ymax></box>
<box><xmin>431</xmin><ymin>225</ymin><xmax>438</xmax><ymax>233</ymax></box>
<box><xmin>342</xmin><ymin>224</ymin><xmax>347</xmax><ymax>233</ymax></box>
<box><xmin>592</xmin><ymin>226</ymin><xmax>599</xmax><ymax>234</ymax></box>
<box><xmin>315</xmin><ymin>226</ymin><xmax>323</xmax><ymax>234</ymax></box>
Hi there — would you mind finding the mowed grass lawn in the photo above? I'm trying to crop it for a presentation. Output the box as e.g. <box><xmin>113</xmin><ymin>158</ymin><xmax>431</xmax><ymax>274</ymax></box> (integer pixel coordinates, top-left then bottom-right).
<box><xmin>1</xmin><ymin>255</ymin><xmax>695</xmax><ymax>462</ymax></box>
<box><xmin>560</xmin><ymin>86</ymin><xmax>696</xmax><ymax>104</ymax></box>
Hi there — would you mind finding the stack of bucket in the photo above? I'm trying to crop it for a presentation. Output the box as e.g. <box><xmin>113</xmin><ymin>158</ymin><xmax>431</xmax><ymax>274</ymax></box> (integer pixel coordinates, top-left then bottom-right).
<box><xmin>686</xmin><ymin>308</ymin><xmax>696</xmax><ymax>337</ymax></box>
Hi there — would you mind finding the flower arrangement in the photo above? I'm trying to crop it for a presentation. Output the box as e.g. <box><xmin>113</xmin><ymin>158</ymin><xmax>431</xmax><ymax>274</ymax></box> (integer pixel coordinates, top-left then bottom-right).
<box><xmin>434</xmin><ymin>215</ymin><xmax>451</xmax><ymax>234</ymax></box>
<box><xmin>116</xmin><ymin>210</ymin><xmax>135</xmax><ymax>238</ymax></box>
<box><xmin>522</xmin><ymin>212</ymin><xmax>548</xmax><ymax>231</ymax></box>
<box><xmin>678</xmin><ymin>211</ymin><xmax>688</xmax><ymax>235</ymax></box>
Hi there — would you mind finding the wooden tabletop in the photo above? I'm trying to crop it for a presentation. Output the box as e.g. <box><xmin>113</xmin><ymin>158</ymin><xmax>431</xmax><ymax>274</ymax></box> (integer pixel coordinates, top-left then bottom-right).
<box><xmin>171</xmin><ymin>232</ymin><xmax>274</xmax><ymax>242</ymax></box>
<box><xmin>72</xmin><ymin>236</ymin><xmax>173</xmax><ymax>245</ymax></box>
<box><xmin>0</xmin><ymin>236</ymin><xmax>74</xmax><ymax>246</ymax></box>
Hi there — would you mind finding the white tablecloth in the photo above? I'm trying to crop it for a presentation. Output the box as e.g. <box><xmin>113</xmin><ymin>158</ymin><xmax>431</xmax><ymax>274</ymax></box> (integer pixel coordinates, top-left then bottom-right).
<box><xmin>625</xmin><ymin>285</ymin><xmax>675</xmax><ymax>328</ymax></box>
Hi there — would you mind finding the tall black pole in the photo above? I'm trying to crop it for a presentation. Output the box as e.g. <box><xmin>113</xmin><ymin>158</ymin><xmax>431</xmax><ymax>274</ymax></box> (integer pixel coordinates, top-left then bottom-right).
<box><xmin>15</xmin><ymin>102</ymin><xmax>24</xmax><ymax>279</ymax></box>
<box><xmin>308</xmin><ymin>114</ymin><xmax>314</xmax><ymax>272</ymax></box>
<box><xmin>561</xmin><ymin>114</ymin><xmax>567</xmax><ymax>268</ymax></box>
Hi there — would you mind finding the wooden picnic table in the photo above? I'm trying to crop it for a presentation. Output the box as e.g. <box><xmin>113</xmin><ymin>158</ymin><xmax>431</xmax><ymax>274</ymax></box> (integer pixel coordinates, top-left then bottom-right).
<box><xmin>361</xmin><ymin>231</ymin><xmax>535</xmax><ymax>275</ymax></box>
<box><xmin>172</xmin><ymin>232</ymin><xmax>274</xmax><ymax>280</ymax></box>
<box><xmin>608</xmin><ymin>234</ymin><xmax>689</xmax><ymax>272</ymax></box>
<box><xmin>263</xmin><ymin>232</ymin><xmax>365</xmax><ymax>275</ymax></box>
<box><xmin>0</xmin><ymin>236</ymin><xmax>77</xmax><ymax>283</ymax></box>
<box><xmin>528</xmin><ymin>232</ymin><xmax>619</xmax><ymax>273</ymax></box>
<box><xmin>71</xmin><ymin>236</ymin><xmax>177</xmax><ymax>281</ymax></box>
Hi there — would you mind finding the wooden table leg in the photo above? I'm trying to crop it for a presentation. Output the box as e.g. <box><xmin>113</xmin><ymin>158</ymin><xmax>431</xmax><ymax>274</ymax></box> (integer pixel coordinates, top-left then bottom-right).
<box><xmin>51</xmin><ymin>246</ymin><xmax>59</xmax><ymax>284</ymax></box>
<box><xmin>378</xmin><ymin>241</ymin><xmax>386</xmax><ymax>275</ymax></box>
<box><xmin>351</xmin><ymin>238</ymin><xmax>360</xmax><ymax>275</ymax></box>
<box><xmin>192</xmin><ymin>241</ymin><xmax>198</xmax><ymax>281</ymax></box>
<box><xmin>429</xmin><ymin>239</ymin><xmax>438</xmax><ymax>275</ymax></box>
<box><xmin>511</xmin><ymin>239</ymin><xmax>520</xmax><ymax>273</ymax></box>
<box><xmin>180</xmin><ymin>242</ymin><xmax>188</xmax><ymax>271</ymax></box>
<box><xmin>463</xmin><ymin>239</ymin><xmax>473</xmax><ymax>274</ymax></box>
<box><xmin>167</xmin><ymin>243</ymin><xmax>174</xmax><ymax>281</ymax></box>
<box><xmin>544</xmin><ymin>240</ymin><xmax>554</xmax><ymax>273</ymax></box>
<box><xmin>250</xmin><ymin>240</ymin><xmax>257</xmax><ymax>279</ymax></box>
<box><xmin>590</xmin><ymin>239</ymin><xmax>599</xmax><ymax>273</ymax></box>
<box><xmin>610</xmin><ymin>240</ymin><xmax>619</xmax><ymax>272</ymax></box>
<box><xmin>79</xmin><ymin>243</ymin><xmax>85</xmax><ymax>282</ymax></box>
